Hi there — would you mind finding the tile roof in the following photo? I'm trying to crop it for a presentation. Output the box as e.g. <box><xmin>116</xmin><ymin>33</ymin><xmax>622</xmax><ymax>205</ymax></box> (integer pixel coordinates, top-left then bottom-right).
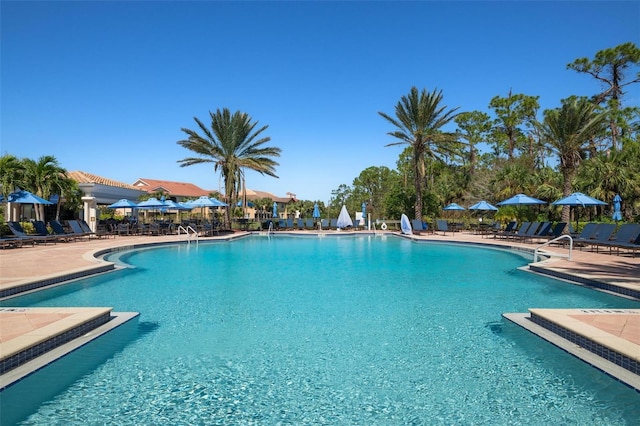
<box><xmin>133</xmin><ymin>178</ymin><xmax>213</xmax><ymax>198</ymax></box>
<box><xmin>66</xmin><ymin>171</ymin><xmax>141</xmax><ymax>191</ymax></box>
<box><xmin>244</xmin><ymin>189</ymin><xmax>297</xmax><ymax>203</ymax></box>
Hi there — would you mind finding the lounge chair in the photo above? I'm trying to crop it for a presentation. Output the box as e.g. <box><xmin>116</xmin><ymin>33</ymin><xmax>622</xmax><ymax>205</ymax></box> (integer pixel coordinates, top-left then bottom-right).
<box><xmin>330</xmin><ymin>219</ymin><xmax>338</xmax><ymax>229</ymax></box>
<box><xmin>50</xmin><ymin>219</ymin><xmax>79</xmax><ymax>241</ymax></box>
<box><xmin>595</xmin><ymin>223</ymin><xmax>640</xmax><ymax>255</ymax></box>
<box><xmin>534</xmin><ymin>222</ymin><xmax>552</xmax><ymax>238</ymax></box>
<box><xmin>608</xmin><ymin>230</ymin><xmax>640</xmax><ymax>257</ymax></box>
<box><xmin>571</xmin><ymin>222</ymin><xmax>599</xmax><ymax>241</ymax></box>
<box><xmin>576</xmin><ymin>223</ymin><xmax>616</xmax><ymax>251</ymax></box>
<box><xmin>305</xmin><ymin>218</ymin><xmax>315</xmax><ymax>229</ymax></box>
<box><xmin>535</xmin><ymin>222</ymin><xmax>568</xmax><ymax>243</ymax></box>
<box><xmin>411</xmin><ymin>219</ymin><xmax>424</xmax><ymax>234</ymax></box>
<box><xmin>7</xmin><ymin>221</ymin><xmax>56</xmax><ymax>244</ymax></box>
<box><xmin>514</xmin><ymin>222</ymin><xmax>540</xmax><ymax>243</ymax></box>
<box><xmin>436</xmin><ymin>219</ymin><xmax>449</xmax><ymax>235</ymax></box>
<box><xmin>67</xmin><ymin>220</ymin><xmax>94</xmax><ymax>240</ymax></box>
<box><xmin>501</xmin><ymin>221</ymin><xmax>530</xmax><ymax>240</ymax></box>
<box><xmin>33</xmin><ymin>220</ymin><xmax>72</xmax><ymax>243</ymax></box>
<box><xmin>490</xmin><ymin>221</ymin><xmax>516</xmax><ymax>239</ymax></box>
<box><xmin>296</xmin><ymin>218</ymin><xmax>304</xmax><ymax>230</ymax></box>
<box><xmin>79</xmin><ymin>219</ymin><xmax>110</xmax><ymax>238</ymax></box>
<box><xmin>0</xmin><ymin>233</ymin><xmax>34</xmax><ymax>248</ymax></box>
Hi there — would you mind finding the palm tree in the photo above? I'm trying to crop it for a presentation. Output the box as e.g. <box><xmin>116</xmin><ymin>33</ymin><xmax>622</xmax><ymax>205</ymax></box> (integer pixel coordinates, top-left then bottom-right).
<box><xmin>0</xmin><ymin>154</ymin><xmax>25</xmax><ymax>198</ymax></box>
<box><xmin>0</xmin><ymin>154</ymin><xmax>26</xmax><ymax>222</ymax></box>
<box><xmin>379</xmin><ymin>87</ymin><xmax>460</xmax><ymax>220</ymax></box>
<box><xmin>536</xmin><ymin>98</ymin><xmax>608</xmax><ymax>224</ymax></box>
<box><xmin>177</xmin><ymin>108</ymin><xmax>281</xmax><ymax>225</ymax></box>
<box><xmin>22</xmin><ymin>155</ymin><xmax>67</xmax><ymax>221</ymax></box>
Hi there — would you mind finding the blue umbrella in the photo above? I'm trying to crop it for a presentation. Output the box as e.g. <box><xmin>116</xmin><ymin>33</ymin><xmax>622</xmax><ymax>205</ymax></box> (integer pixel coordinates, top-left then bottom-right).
<box><xmin>551</xmin><ymin>192</ymin><xmax>607</xmax><ymax>207</ymax></box>
<box><xmin>468</xmin><ymin>200</ymin><xmax>498</xmax><ymax>211</ymax></box>
<box><xmin>7</xmin><ymin>190</ymin><xmax>53</xmax><ymax>205</ymax></box>
<box><xmin>497</xmin><ymin>193</ymin><xmax>546</xmax><ymax>206</ymax></box>
<box><xmin>162</xmin><ymin>199</ymin><xmax>192</xmax><ymax>211</ymax></box>
<box><xmin>189</xmin><ymin>196</ymin><xmax>227</xmax><ymax>208</ymax></box>
<box><xmin>137</xmin><ymin>197</ymin><xmax>166</xmax><ymax>208</ymax></box>
<box><xmin>443</xmin><ymin>203</ymin><xmax>466</xmax><ymax>211</ymax></box>
<box><xmin>361</xmin><ymin>202</ymin><xmax>367</xmax><ymax>217</ymax></box>
<box><xmin>612</xmin><ymin>194</ymin><xmax>622</xmax><ymax>221</ymax></box>
<box><xmin>107</xmin><ymin>199</ymin><xmax>139</xmax><ymax>209</ymax></box>
<box><xmin>312</xmin><ymin>203</ymin><xmax>320</xmax><ymax>219</ymax></box>
<box><xmin>273</xmin><ymin>201</ymin><xmax>278</xmax><ymax>218</ymax></box>
<box><xmin>7</xmin><ymin>189</ymin><xmax>53</xmax><ymax>221</ymax></box>
<box><xmin>552</xmin><ymin>192</ymin><xmax>607</xmax><ymax>230</ymax></box>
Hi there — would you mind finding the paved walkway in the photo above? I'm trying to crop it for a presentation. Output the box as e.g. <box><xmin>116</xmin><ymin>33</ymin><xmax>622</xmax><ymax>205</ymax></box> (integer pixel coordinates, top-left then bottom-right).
<box><xmin>0</xmin><ymin>230</ymin><xmax>638</xmax><ymax>388</ymax></box>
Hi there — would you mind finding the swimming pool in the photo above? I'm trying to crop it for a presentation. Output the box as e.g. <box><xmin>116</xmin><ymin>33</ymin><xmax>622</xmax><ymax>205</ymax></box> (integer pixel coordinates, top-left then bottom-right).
<box><xmin>2</xmin><ymin>236</ymin><xmax>639</xmax><ymax>424</ymax></box>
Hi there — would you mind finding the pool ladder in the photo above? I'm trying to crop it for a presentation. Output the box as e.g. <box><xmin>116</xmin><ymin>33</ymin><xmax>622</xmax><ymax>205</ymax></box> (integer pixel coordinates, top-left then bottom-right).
<box><xmin>177</xmin><ymin>225</ymin><xmax>198</xmax><ymax>244</ymax></box>
<box><xmin>533</xmin><ymin>234</ymin><xmax>573</xmax><ymax>263</ymax></box>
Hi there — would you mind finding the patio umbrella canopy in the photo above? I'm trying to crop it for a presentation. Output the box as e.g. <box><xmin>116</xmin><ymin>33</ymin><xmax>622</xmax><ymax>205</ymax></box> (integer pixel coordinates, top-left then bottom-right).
<box><xmin>272</xmin><ymin>202</ymin><xmax>278</xmax><ymax>218</ymax></box>
<box><xmin>551</xmin><ymin>192</ymin><xmax>607</xmax><ymax>207</ymax></box>
<box><xmin>443</xmin><ymin>203</ymin><xmax>466</xmax><ymax>211</ymax></box>
<box><xmin>612</xmin><ymin>194</ymin><xmax>622</xmax><ymax>221</ymax></box>
<box><xmin>468</xmin><ymin>200</ymin><xmax>498</xmax><ymax>211</ymax></box>
<box><xmin>107</xmin><ymin>199</ymin><xmax>139</xmax><ymax>209</ymax></box>
<box><xmin>496</xmin><ymin>193</ymin><xmax>546</xmax><ymax>206</ymax></box>
<box><xmin>7</xmin><ymin>190</ymin><xmax>53</xmax><ymax>205</ymax></box>
<box><xmin>137</xmin><ymin>197</ymin><xmax>166</xmax><ymax>208</ymax></box>
<box><xmin>313</xmin><ymin>203</ymin><xmax>320</xmax><ymax>220</ymax></box>
<box><xmin>137</xmin><ymin>197</ymin><xmax>167</xmax><ymax>222</ymax></box>
<box><xmin>551</xmin><ymin>192</ymin><xmax>607</xmax><ymax>230</ymax></box>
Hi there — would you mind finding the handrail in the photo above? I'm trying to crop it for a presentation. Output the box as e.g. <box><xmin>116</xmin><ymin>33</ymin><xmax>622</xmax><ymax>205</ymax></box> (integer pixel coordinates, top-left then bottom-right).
<box><xmin>268</xmin><ymin>221</ymin><xmax>273</xmax><ymax>235</ymax></box>
<box><xmin>533</xmin><ymin>234</ymin><xmax>573</xmax><ymax>263</ymax></box>
<box><xmin>177</xmin><ymin>225</ymin><xmax>198</xmax><ymax>244</ymax></box>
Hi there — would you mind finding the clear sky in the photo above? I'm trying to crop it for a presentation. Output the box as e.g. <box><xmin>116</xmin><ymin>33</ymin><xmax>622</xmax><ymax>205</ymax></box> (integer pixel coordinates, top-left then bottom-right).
<box><xmin>2</xmin><ymin>1</ymin><xmax>638</xmax><ymax>203</ymax></box>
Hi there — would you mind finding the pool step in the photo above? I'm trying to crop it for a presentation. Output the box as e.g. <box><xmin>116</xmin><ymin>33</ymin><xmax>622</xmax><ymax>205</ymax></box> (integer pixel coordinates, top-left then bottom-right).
<box><xmin>504</xmin><ymin>309</ymin><xmax>640</xmax><ymax>391</ymax></box>
<box><xmin>0</xmin><ymin>307</ymin><xmax>113</xmax><ymax>376</ymax></box>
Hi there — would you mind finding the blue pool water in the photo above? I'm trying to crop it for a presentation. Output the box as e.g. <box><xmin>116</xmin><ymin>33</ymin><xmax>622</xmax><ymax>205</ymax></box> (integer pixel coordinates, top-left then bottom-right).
<box><xmin>2</xmin><ymin>236</ymin><xmax>639</xmax><ymax>424</ymax></box>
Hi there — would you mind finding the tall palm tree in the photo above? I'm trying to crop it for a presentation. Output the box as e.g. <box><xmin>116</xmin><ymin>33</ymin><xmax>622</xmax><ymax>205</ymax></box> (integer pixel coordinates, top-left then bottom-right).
<box><xmin>22</xmin><ymin>155</ymin><xmax>67</xmax><ymax>221</ymax></box>
<box><xmin>177</xmin><ymin>108</ymin><xmax>281</xmax><ymax>225</ymax></box>
<box><xmin>379</xmin><ymin>87</ymin><xmax>460</xmax><ymax>220</ymax></box>
<box><xmin>536</xmin><ymin>98</ymin><xmax>608</xmax><ymax>224</ymax></box>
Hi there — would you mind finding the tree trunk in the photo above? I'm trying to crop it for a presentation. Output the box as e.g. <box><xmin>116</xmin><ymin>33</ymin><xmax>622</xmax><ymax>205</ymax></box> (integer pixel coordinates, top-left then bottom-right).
<box><xmin>561</xmin><ymin>170</ymin><xmax>574</xmax><ymax>228</ymax></box>
<box><xmin>414</xmin><ymin>149</ymin><xmax>424</xmax><ymax>220</ymax></box>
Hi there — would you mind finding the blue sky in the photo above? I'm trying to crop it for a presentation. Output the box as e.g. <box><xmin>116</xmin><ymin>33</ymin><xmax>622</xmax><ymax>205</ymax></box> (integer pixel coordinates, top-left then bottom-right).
<box><xmin>2</xmin><ymin>1</ymin><xmax>638</xmax><ymax>203</ymax></box>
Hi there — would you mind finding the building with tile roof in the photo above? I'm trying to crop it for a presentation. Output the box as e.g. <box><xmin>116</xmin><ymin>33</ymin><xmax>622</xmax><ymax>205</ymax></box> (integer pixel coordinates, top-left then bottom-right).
<box><xmin>65</xmin><ymin>171</ymin><xmax>300</xmax><ymax>228</ymax></box>
<box><xmin>132</xmin><ymin>178</ymin><xmax>214</xmax><ymax>199</ymax></box>
<box><xmin>66</xmin><ymin>171</ymin><xmax>147</xmax><ymax>232</ymax></box>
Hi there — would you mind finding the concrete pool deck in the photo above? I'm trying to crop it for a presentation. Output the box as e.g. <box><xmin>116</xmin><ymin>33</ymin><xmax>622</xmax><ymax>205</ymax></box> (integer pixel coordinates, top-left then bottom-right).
<box><xmin>0</xmin><ymin>230</ymin><xmax>638</xmax><ymax>390</ymax></box>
